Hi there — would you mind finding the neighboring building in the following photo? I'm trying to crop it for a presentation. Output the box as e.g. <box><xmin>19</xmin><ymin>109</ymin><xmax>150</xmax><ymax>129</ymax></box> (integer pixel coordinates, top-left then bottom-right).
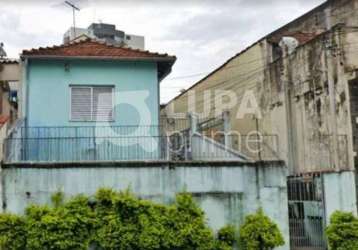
<box><xmin>0</xmin><ymin>58</ymin><xmax>20</xmax><ymax>121</ymax></box>
<box><xmin>63</xmin><ymin>23</ymin><xmax>145</xmax><ymax>50</ymax></box>
<box><xmin>0</xmin><ymin>55</ymin><xmax>21</xmax><ymax>160</ymax></box>
<box><xmin>162</xmin><ymin>0</ymin><xmax>358</xmax><ymax>249</ymax></box>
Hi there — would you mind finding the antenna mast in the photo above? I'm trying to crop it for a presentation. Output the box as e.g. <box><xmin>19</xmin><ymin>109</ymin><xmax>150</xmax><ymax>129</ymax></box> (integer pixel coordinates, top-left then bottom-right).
<box><xmin>65</xmin><ymin>1</ymin><xmax>80</xmax><ymax>39</ymax></box>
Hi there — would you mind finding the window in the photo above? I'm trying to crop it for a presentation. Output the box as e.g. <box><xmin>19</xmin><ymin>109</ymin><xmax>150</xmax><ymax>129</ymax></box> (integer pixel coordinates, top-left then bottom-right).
<box><xmin>70</xmin><ymin>86</ymin><xmax>114</xmax><ymax>121</ymax></box>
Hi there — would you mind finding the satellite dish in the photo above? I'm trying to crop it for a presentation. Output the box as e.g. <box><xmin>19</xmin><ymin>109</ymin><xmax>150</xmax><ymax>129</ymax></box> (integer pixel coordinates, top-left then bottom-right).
<box><xmin>0</xmin><ymin>43</ymin><xmax>7</xmax><ymax>58</ymax></box>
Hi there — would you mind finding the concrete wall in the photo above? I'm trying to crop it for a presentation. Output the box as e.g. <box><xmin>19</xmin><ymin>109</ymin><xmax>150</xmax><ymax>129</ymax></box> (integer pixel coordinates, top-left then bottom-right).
<box><xmin>323</xmin><ymin>170</ymin><xmax>358</xmax><ymax>224</ymax></box>
<box><xmin>25</xmin><ymin>59</ymin><xmax>159</xmax><ymax>127</ymax></box>
<box><xmin>0</xmin><ymin>161</ymin><xmax>289</xmax><ymax>250</ymax></box>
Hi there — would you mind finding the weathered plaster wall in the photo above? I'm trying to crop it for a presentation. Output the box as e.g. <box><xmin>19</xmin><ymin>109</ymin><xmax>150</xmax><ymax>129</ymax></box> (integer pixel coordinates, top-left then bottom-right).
<box><xmin>323</xmin><ymin>170</ymin><xmax>358</xmax><ymax>224</ymax></box>
<box><xmin>0</xmin><ymin>161</ymin><xmax>289</xmax><ymax>250</ymax></box>
<box><xmin>163</xmin><ymin>0</ymin><xmax>358</xmax><ymax>174</ymax></box>
<box><xmin>163</xmin><ymin>42</ymin><xmax>265</xmax><ymax>136</ymax></box>
<box><xmin>262</xmin><ymin>26</ymin><xmax>357</xmax><ymax>174</ymax></box>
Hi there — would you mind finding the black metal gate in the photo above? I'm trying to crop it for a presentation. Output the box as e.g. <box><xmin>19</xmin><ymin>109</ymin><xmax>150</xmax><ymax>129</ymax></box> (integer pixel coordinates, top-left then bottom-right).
<box><xmin>287</xmin><ymin>174</ymin><xmax>327</xmax><ymax>250</ymax></box>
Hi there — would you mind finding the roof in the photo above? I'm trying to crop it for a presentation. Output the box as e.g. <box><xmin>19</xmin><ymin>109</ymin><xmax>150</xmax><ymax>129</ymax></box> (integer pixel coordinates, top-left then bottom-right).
<box><xmin>0</xmin><ymin>58</ymin><xmax>19</xmax><ymax>64</ymax></box>
<box><xmin>21</xmin><ymin>38</ymin><xmax>176</xmax><ymax>81</ymax></box>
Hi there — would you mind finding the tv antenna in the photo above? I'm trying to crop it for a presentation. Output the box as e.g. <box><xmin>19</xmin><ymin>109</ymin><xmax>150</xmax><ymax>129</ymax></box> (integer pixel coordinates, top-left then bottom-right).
<box><xmin>65</xmin><ymin>1</ymin><xmax>80</xmax><ymax>38</ymax></box>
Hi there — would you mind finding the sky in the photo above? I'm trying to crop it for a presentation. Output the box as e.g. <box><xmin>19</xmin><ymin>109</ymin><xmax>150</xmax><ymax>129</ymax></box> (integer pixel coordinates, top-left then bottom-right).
<box><xmin>0</xmin><ymin>0</ymin><xmax>325</xmax><ymax>103</ymax></box>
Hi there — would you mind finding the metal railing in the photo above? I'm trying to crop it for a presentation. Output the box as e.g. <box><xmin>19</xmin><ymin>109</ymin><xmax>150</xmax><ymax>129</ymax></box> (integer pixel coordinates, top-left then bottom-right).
<box><xmin>5</xmin><ymin>136</ymin><xmax>169</xmax><ymax>162</ymax></box>
<box><xmin>3</xmin><ymin>125</ymin><xmax>282</xmax><ymax>163</ymax></box>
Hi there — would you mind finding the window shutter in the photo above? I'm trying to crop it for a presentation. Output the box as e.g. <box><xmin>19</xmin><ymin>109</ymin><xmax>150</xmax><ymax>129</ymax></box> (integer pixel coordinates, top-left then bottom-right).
<box><xmin>71</xmin><ymin>87</ymin><xmax>92</xmax><ymax>121</ymax></box>
<box><xmin>93</xmin><ymin>87</ymin><xmax>113</xmax><ymax>121</ymax></box>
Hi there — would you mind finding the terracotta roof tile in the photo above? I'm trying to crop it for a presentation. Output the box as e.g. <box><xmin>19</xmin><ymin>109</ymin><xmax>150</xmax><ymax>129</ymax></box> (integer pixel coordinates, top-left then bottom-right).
<box><xmin>21</xmin><ymin>38</ymin><xmax>175</xmax><ymax>61</ymax></box>
<box><xmin>21</xmin><ymin>39</ymin><xmax>176</xmax><ymax>81</ymax></box>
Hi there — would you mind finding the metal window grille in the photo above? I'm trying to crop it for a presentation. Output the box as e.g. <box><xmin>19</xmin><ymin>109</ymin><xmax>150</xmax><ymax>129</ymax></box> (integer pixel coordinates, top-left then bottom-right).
<box><xmin>70</xmin><ymin>86</ymin><xmax>114</xmax><ymax>122</ymax></box>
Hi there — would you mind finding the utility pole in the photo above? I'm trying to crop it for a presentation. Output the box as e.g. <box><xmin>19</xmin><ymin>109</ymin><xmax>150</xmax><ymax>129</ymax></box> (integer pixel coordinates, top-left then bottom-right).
<box><xmin>65</xmin><ymin>1</ymin><xmax>80</xmax><ymax>39</ymax></box>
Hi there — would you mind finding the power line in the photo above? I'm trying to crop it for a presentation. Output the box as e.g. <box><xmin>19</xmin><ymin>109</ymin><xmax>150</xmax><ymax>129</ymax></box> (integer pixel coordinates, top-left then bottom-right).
<box><xmin>163</xmin><ymin>7</ymin><xmax>358</xmax><ymax>85</ymax></box>
<box><xmin>166</xmin><ymin>41</ymin><xmax>358</xmax><ymax>111</ymax></box>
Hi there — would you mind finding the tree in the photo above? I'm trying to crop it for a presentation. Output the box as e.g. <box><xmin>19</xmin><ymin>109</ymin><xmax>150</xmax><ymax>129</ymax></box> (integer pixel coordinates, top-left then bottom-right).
<box><xmin>326</xmin><ymin>211</ymin><xmax>358</xmax><ymax>250</ymax></box>
<box><xmin>239</xmin><ymin>208</ymin><xmax>285</xmax><ymax>250</ymax></box>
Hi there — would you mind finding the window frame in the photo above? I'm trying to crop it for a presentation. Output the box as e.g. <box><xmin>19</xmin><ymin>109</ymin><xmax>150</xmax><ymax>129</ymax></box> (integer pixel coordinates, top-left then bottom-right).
<box><xmin>69</xmin><ymin>85</ymin><xmax>115</xmax><ymax>122</ymax></box>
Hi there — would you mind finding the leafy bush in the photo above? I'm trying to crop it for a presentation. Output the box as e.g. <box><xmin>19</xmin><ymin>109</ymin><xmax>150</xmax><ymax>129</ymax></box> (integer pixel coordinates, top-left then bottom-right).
<box><xmin>326</xmin><ymin>211</ymin><xmax>358</xmax><ymax>250</ymax></box>
<box><xmin>0</xmin><ymin>213</ymin><xmax>27</xmax><ymax>250</ymax></box>
<box><xmin>0</xmin><ymin>188</ymin><xmax>238</xmax><ymax>250</ymax></box>
<box><xmin>239</xmin><ymin>208</ymin><xmax>285</xmax><ymax>250</ymax></box>
<box><xmin>216</xmin><ymin>225</ymin><xmax>237</xmax><ymax>250</ymax></box>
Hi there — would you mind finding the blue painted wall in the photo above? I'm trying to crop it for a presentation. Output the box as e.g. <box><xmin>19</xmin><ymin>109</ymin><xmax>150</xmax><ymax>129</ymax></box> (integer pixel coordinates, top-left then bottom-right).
<box><xmin>20</xmin><ymin>59</ymin><xmax>161</xmax><ymax>161</ymax></box>
<box><xmin>26</xmin><ymin>59</ymin><xmax>159</xmax><ymax>127</ymax></box>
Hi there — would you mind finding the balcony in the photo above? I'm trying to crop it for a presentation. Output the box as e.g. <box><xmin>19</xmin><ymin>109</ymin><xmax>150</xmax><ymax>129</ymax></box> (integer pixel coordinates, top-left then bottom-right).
<box><xmin>3</xmin><ymin>125</ymin><xmax>254</xmax><ymax>163</ymax></box>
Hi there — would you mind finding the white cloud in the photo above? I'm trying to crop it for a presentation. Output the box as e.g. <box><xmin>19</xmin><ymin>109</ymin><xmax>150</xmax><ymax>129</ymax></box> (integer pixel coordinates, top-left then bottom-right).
<box><xmin>0</xmin><ymin>0</ymin><xmax>325</xmax><ymax>103</ymax></box>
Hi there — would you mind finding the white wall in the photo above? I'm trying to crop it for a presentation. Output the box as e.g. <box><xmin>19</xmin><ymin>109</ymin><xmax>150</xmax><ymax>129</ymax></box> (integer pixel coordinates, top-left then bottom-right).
<box><xmin>0</xmin><ymin>161</ymin><xmax>289</xmax><ymax>249</ymax></box>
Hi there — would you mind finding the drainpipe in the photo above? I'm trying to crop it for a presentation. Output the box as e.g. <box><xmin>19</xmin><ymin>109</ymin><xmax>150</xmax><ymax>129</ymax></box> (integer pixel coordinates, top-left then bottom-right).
<box><xmin>0</xmin><ymin>162</ymin><xmax>2</xmax><ymax>213</ymax></box>
<box><xmin>188</xmin><ymin>112</ymin><xmax>198</xmax><ymax>134</ymax></box>
<box><xmin>223</xmin><ymin>110</ymin><xmax>232</xmax><ymax>148</ymax></box>
<box><xmin>279</xmin><ymin>37</ymin><xmax>299</xmax><ymax>173</ymax></box>
<box><xmin>324</xmin><ymin>4</ymin><xmax>339</xmax><ymax>171</ymax></box>
<box><xmin>283</xmin><ymin>49</ymin><xmax>295</xmax><ymax>172</ymax></box>
<box><xmin>187</xmin><ymin>112</ymin><xmax>198</xmax><ymax>160</ymax></box>
<box><xmin>325</xmin><ymin>36</ymin><xmax>339</xmax><ymax>171</ymax></box>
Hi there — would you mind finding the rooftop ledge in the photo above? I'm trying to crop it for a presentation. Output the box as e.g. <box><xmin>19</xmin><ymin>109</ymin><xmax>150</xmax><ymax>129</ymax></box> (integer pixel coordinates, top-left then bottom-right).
<box><xmin>1</xmin><ymin>160</ymin><xmax>286</xmax><ymax>169</ymax></box>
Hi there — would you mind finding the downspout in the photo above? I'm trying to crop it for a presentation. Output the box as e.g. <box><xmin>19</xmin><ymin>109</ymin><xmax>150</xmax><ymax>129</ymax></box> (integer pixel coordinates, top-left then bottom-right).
<box><xmin>0</xmin><ymin>160</ymin><xmax>2</xmax><ymax>212</ymax></box>
<box><xmin>279</xmin><ymin>37</ymin><xmax>299</xmax><ymax>174</ymax></box>
<box><xmin>23</xmin><ymin>58</ymin><xmax>29</xmax><ymax>161</ymax></box>
<box><xmin>325</xmin><ymin>37</ymin><xmax>339</xmax><ymax>171</ymax></box>
<box><xmin>324</xmin><ymin>6</ymin><xmax>339</xmax><ymax>171</ymax></box>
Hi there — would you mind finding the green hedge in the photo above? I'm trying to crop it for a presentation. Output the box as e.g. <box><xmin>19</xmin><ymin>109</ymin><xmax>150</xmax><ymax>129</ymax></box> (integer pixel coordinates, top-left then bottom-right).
<box><xmin>0</xmin><ymin>189</ymin><xmax>236</xmax><ymax>250</ymax></box>
<box><xmin>326</xmin><ymin>211</ymin><xmax>358</xmax><ymax>250</ymax></box>
<box><xmin>239</xmin><ymin>208</ymin><xmax>285</xmax><ymax>250</ymax></box>
<box><xmin>0</xmin><ymin>190</ymin><xmax>286</xmax><ymax>250</ymax></box>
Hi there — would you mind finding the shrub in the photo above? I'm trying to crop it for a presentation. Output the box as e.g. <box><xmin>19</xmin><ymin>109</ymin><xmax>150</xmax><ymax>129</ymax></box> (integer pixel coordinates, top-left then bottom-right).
<box><xmin>326</xmin><ymin>211</ymin><xmax>358</xmax><ymax>250</ymax></box>
<box><xmin>25</xmin><ymin>195</ymin><xmax>95</xmax><ymax>250</ymax></box>
<box><xmin>0</xmin><ymin>213</ymin><xmax>27</xmax><ymax>250</ymax></box>
<box><xmin>0</xmin><ymin>188</ymin><xmax>234</xmax><ymax>250</ymax></box>
<box><xmin>239</xmin><ymin>208</ymin><xmax>285</xmax><ymax>250</ymax></box>
<box><xmin>216</xmin><ymin>225</ymin><xmax>237</xmax><ymax>250</ymax></box>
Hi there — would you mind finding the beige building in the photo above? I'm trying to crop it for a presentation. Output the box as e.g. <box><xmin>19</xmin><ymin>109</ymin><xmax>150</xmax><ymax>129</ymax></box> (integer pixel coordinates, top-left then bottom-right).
<box><xmin>0</xmin><ymin>58</ymin><xmax>20</xmax><ymax>123</ymax></box>
<box><xmin>163</xmin><ymin>1</ymin><xmax>358</xmax><ymax>248</ymax></box>
<box><xmin>163</xmin><ymin>0</ymin><xmax>358</xmax><ymax>174</ymax></box>
<box><xmin>0</xmin><ymin>58</ymin><xmax>20</xmax><ymax>160</ymax></box>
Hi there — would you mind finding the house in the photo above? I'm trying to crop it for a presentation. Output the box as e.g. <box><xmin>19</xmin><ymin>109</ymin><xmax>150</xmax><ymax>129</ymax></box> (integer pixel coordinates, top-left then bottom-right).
<box><xmin>5</xmin><ymin>38</ymin><xmax>175</xmax><ymax>162</ymax></box>
<box><xmin>162</xmin><ymin>0</ymin><xmax>358</xmax><ymax>248</ymax></box>
<box><xmin>0</xmin><ymin>39</ymin><xmax>290</xmax><ymax>248</ymax></box>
